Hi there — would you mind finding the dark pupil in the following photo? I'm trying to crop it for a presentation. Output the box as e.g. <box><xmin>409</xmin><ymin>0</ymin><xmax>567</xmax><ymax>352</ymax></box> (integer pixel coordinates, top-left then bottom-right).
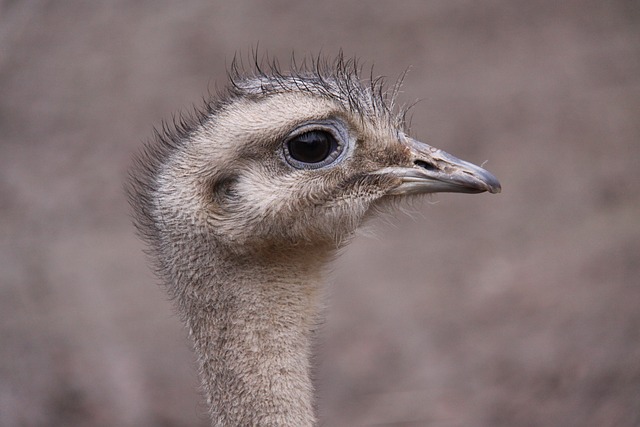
<box><xmin>288</xmin><ymin>131</ymin><xmax>333</xmax><ymax>163</ymax></box>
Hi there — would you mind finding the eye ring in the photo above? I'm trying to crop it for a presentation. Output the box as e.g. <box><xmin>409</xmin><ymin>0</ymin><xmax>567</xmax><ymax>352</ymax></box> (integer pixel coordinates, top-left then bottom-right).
<box><xmin>282</xmin><ymin>122</ymin><xmax>347</xmax><ymax>170</ymax></box>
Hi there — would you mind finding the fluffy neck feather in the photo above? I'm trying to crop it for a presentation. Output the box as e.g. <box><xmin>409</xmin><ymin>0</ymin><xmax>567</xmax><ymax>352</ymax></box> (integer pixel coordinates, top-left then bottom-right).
<box><xmin>166</xmin><ymin>234</ymin><xmax>331</xmax><ymax>426</ymax></box>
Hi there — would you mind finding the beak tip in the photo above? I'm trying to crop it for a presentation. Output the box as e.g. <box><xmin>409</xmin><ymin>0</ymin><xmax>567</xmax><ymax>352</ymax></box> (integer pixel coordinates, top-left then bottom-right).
<box><xmin>485</xmin><ymin>176</ymin><xmax>502</xmax><ymax>194</ymax></box>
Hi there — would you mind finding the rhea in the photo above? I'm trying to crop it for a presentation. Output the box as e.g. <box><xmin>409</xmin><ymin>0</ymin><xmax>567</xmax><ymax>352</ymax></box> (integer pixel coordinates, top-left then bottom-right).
<box><xmin>128</xmin><ymin>57</ymin><xmax>500</xmax><ymax>426</ymax></box>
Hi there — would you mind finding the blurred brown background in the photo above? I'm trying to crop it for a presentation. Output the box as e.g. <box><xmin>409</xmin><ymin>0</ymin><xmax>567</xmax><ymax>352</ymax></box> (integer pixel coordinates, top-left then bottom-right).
<box><xmin>1</xmin><ymin>1</ymin><xmax>639</xmax><ymax>426</ymax></box>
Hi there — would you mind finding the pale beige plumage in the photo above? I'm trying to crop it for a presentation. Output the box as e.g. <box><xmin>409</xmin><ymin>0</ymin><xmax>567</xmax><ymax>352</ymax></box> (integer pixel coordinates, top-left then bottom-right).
<box><xmin>127</xmin><ymin>56</ymin><xmax>500</xmax><ymax>426</ymax></box>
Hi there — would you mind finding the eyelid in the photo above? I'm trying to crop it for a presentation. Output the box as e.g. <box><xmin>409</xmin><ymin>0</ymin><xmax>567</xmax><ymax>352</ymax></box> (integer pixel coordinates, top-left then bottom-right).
<box><xmin>287</xmin><ymin>120</ymin><xmax>343</xmax><ymax>141</ymax></box>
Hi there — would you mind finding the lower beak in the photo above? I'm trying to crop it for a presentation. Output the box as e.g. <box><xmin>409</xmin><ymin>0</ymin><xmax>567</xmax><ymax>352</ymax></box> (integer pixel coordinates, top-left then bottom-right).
<box><xmin>379</xmin><ymin>135</ymin><xmax>501</xmax><ymax>195</ymax></box>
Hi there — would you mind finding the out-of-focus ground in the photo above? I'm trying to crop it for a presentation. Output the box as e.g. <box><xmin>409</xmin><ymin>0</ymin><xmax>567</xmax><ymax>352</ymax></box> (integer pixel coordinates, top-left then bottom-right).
<box><xmin>1</xmin><ymin>1</ymin><xmax>639</xmax><ymax>426</ymax></box>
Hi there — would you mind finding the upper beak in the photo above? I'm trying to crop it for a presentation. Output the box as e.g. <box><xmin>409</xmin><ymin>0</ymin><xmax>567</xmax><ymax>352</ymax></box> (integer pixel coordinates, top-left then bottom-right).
<box><xmin>379</xmin><ymin>135</ymin><xmax>501</xmax><ymax>195</ymax></box>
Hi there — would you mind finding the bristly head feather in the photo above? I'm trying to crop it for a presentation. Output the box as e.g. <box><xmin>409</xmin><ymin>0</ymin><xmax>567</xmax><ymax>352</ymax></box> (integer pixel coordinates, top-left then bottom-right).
<box><xmin>227</xmin><ymin>51</ymin><xmax>408</xmax><ymax>131</ymax></box>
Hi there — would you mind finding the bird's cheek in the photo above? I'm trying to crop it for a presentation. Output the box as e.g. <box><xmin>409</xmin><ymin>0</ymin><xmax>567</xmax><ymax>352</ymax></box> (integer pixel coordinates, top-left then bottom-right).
<box><xmin>324</xmin><ymin>174</ymin><xmax>398</xmax><ymax>218</ymax></box>
<box><xmin>356</xmin><ymin>173</ymin><xmax>403</xmax><ymax>198</ymax></box>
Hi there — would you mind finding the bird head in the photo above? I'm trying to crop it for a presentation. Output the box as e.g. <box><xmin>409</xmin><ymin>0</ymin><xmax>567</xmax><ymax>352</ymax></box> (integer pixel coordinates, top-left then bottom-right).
<box><xmin>131</xmin><ymin>58</ymin><xmax>500</xmax><ymax>262</ymax></box>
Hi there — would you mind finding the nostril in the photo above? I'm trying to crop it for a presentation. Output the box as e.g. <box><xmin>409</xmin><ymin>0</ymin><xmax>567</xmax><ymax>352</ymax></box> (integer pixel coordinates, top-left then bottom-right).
<box><xmin>414</xmin><ymin>159</ymin><xmax>438</xmax><ymax>172</ymax></box>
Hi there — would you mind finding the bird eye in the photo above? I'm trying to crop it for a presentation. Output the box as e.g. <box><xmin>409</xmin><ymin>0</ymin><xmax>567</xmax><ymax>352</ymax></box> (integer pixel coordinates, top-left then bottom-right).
<box><xmin>284</xmin><ymin>129</ymin><xmax>344</xmax><ymax>169</ymax></box>
<box><xmin>288</xmin><ymin>131</ymin><xmax>333</xmax><ymax>163</ymax></box>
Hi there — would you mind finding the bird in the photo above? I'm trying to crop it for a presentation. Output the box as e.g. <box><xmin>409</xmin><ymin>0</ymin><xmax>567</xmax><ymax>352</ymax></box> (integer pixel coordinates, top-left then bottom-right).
<box><xmin>127</xmin><ymin>55</ymin><xmax>501</xmax><ymax>427</ymax></box>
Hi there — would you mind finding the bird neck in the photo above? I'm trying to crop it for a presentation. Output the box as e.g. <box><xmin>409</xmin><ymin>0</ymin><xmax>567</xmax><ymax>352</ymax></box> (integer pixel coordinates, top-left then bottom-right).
<box><xmin>173</xmin><ymin>249</ymin><xmax>328</xmax><ymax>427</ymax></box>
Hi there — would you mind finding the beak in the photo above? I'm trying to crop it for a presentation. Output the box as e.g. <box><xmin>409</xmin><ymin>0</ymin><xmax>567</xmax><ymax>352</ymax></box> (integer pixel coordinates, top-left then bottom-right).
<box><xmin>379</xmin><ymin>135</ymin><xmax>501</xmax><ymax>195</ymax></box>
